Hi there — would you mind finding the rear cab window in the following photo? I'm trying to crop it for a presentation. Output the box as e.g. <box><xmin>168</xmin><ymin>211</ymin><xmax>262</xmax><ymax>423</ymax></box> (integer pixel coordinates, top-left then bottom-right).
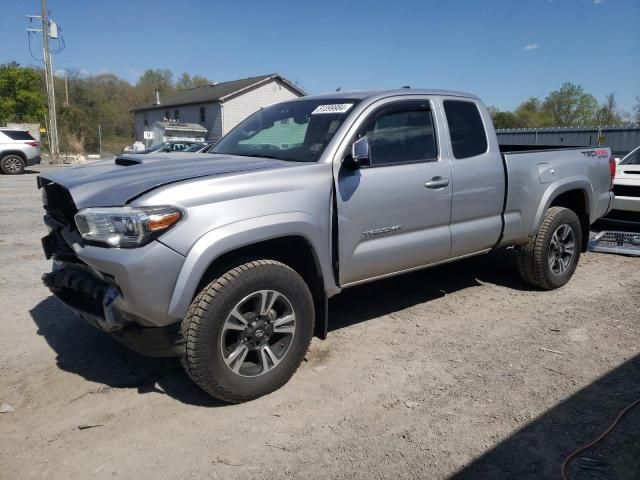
<box><xmin>1</xmin><ymin>130</ymin><xmax>35</xmax><ymax>141</ymax></box>
<box><xmin>443</xmin><ymin>100</ymin><xmax>488</xmax><ymax>159</ymax></box>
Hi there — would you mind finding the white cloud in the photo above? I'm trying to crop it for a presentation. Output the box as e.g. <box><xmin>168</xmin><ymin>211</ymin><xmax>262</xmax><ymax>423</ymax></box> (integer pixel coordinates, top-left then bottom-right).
<box><xmin>524</xmin><ymin>43</ymin><xmax>540</xmax><ymax>50</ymax></box>
<box><xmin>55</xmin><ymin>69</ymin><xmax>67</xmax><ymax>77</ymax></box>
<box><xmin>593</xmin><ymin>0</ymin><xmax>605</xmax><ymax>4</ymax></box>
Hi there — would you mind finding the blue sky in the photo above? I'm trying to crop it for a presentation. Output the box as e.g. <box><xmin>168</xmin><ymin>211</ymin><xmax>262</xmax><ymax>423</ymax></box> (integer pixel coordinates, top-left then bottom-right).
<box><xmin>2</xmin><ymin>0</ymin><xmax>639</xmax><ymax>112</ymax></box>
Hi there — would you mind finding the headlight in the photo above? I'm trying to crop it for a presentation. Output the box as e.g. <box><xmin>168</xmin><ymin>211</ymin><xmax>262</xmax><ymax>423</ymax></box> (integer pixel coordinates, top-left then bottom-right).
<box><xmin>74</xmin><ymin>206</ymin><xmax>183</xmax><ymax>248</ymax></box>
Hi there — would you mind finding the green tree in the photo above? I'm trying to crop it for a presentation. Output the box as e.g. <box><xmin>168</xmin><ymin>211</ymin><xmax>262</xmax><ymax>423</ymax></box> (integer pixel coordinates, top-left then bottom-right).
<box><xmin>596</xmin><ymin>92</ymin><xmax>623</xmax><ymax>125</ymax></box>
<box><xmin>493</xmin><ymin>111</ymin><xmax>518</xmax><ymax>129</ymax></box>
<box><xmin>136</xmin><ymin>68</ymin><xmax>174</xmax><ymax>103</ymax></box>
<box><xmin>542</xmin><ymin>82</ymin><xmax>598</xmax><ymax>126</ymax></box>
<box><xmin>175</xmin><ymin>72</ymin><xmax>210</xmax><ymax>90</ymax></box>
<box><xmin>634</xmin><ymin>96</ymin><xmax>640</xmax><ymax>123</ymax></box>
<box><xmin>513</xmin><ymin>97</ymin><xmax>553</xmax><ymax>128</ymax></box>
<box><xmin>0</xmin><ymin>62</ymin><xmax>47</xmax><ymax>124</ymax></box>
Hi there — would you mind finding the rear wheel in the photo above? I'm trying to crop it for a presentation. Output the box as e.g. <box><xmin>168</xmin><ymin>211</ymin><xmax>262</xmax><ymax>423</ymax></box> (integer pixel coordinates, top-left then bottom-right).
<box><xmin>517</xmin><ymin>206</ymin><xmax>582</xmax><ymax>290</ymax></box>
<box><xmin>181</xmin><ymin>260</ymin><xmax>314</xmax><ymax>403</ymax></box>
<box><xmin>0</xmin><ymin>154</ymin><xmax>25</xmax><ymax>175</ymax></box>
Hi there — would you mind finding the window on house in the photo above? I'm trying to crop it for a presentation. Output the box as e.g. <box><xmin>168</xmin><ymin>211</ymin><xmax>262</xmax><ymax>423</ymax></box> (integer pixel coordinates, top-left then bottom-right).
<box><xmin>164</xmin><ymin>111</ymin><xmax>170</xmax><ymax>120</ymax></box>
<box><xmin>199</xmin><ymin>107</ymin><xmax>206</xmax><ymax>123</ymax></box>
<box><xmin>143</xmin><ymin>114</ymin><xmax>148</xmax><ymax>128</ymax></box>
<box><xmin>174</xmin><ymin>110</ymin><xmax>180</xmax><ymax>121</ymax></box>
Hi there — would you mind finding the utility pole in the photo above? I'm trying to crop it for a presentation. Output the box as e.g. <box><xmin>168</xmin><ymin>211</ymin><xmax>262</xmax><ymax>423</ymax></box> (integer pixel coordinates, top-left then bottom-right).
<box><xmin>41</xmin><ymin>0</ymin><xmax>59</xmax><ymax>161</ymax></box>
<box><xmin>26</xmin><ymin>0</ymin><xmax>60</xmax><ymax>162</ymax></box>
<box><xmin>64</xmin><ymin>75</ymin><xmax>69</xmax><ymax>107</ymax></box>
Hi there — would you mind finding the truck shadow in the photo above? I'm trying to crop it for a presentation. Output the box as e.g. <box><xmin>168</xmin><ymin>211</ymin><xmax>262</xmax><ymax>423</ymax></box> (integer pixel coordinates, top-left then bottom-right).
<box><xmin>329</xmin><ymin>250</ymin><xmax>531</xmax><ymax>332</ymax></box>
<box><xmin>449</xmin><ymin>354</ymin><xmax>640</xmax><ymax>479</ymax></box>
<box><xmin>28</xmin><ymin>250</ymin><xmax>529</xmax><ymax>406</ymax></box>
<box><xmin>29</xmin><ymin>297</ymin><xmax>223</xmax><ymax>407</ymax></box>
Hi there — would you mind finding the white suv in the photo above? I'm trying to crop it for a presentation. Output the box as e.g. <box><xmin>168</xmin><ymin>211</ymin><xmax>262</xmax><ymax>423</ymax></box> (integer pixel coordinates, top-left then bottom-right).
<box><xmin>0</xmin><ymin>128</ymin><xmax>41</xmax><ymax>175</ymax></box>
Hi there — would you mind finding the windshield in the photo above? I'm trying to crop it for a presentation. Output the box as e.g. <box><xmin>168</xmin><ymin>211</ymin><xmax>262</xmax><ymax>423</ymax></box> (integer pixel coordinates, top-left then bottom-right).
<box><xmin>212</xmin><ymin>98</ymin><xmax>360</xmax><ymax>162</ymax></box>
<box><xmin>184</xmin><ymin>143</ymin><xmax>208</xmax><ymax>152</ymax></box>
<box><xmin>145</xmin><ymin>142</ymin><xmax>169</xmax><ymax>152</ymax></box>
<box><xmin>620</xmin><ymin>147</ymin><xmax>640</xmax><ymax>165</ymax></box>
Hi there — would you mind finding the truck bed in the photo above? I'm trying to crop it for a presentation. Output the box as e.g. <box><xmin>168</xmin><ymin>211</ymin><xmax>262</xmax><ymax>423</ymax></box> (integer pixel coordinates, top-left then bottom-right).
<box><xmin>499</xmin><ymin>144</ymin><xmax>588</xmax><ymax>153</ymax></box>
<box><xmin>497</xmin><ymin>145</ymin><xmax>613</xmax><ymax>249</ymax></box>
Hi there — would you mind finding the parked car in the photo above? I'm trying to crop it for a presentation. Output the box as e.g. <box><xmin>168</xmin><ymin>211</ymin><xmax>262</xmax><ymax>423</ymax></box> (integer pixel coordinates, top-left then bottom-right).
<box><xmin>0</xmin><ymin>128</ymin><xmax>41</xmax><ymax>174</ymax></box>
<box><xmin>131</xmin><ymin>141</ymin><xmax>202</xmax><ymax>154</ymax></box>
<box><xmin>602</xmin><ymin>145</ymin><xmax>640</xmax><ymax>225</ymax></box>
<box><xmin>183</xmin><ymin>142</ymin><xmax>215</xmax><ymax>153</ymax></box>
<box><xmin>589</xmin><ymin>145</ymin><xmax>640</xmax><ymax>255</ymax></box>
<box><xmin>38</xmin><ymin>89</ymin><xmax>614</xmax><ymax>402</ymax></box>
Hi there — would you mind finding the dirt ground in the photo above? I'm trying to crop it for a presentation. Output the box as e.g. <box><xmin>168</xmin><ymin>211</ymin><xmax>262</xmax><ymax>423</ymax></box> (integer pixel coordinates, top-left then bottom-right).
<box><xmin>1</xmin><ymin>165</ymin><xmax>639</xmax><ymax>480</ymax></box>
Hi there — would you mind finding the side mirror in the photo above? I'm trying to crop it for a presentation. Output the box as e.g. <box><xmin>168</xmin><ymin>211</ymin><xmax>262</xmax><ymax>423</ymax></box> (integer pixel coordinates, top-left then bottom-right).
<box><xmin>343</xmin><ymin>137</ymin><xmax>370</xmax><ymax>169</ymax></box>
<box><xmin>615</xmin><ymin>157</ymin><xmax>621</xmax><ymax>165</ymax></box>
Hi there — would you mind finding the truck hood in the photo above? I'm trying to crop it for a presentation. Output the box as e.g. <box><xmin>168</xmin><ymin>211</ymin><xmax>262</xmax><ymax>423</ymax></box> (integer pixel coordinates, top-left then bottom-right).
<box><xmin>38</xmin><ymin>154</ymin><xmax>296</xmax><ymax>209</ymax></box>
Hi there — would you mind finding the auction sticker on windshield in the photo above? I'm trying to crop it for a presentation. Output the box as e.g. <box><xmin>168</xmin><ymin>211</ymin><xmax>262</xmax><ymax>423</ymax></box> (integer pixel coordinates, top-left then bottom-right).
<box><xmin>311</xmin><ymin>104</ymin><xmax>354</xmax><ymax>115</ymax></box>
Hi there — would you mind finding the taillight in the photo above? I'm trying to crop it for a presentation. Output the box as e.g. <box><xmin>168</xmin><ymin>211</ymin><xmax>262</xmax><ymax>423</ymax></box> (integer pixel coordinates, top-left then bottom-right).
<box><xmin>25</xmin><ymin>141</ymin><xmax>39</xmax><ymax>147</ymax></box>
<box><xmin>609</xmin><ymin>156</ymin><xmax>616</xmax><ymax>190</ymax></box>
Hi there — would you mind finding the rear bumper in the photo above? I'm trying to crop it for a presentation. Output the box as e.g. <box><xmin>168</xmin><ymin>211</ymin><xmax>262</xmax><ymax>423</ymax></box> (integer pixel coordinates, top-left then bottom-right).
<box><xmin>612</xmin><ymin>195</ymin><xmax>640</xmax><ymax>213</ymax></box>
<box><xmin>26</xmin><ymin>155</ymin><xmax>42</xmax><ymax>166</ymax></box>
<box><xmin>42</xmin><ymin>267</ymin><xmax>184</xmax><ymax>357</ymax></box>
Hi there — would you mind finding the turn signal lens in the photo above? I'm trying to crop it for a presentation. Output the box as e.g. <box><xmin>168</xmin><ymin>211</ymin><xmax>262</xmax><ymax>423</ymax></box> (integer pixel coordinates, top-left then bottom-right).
<box><xmin>148</xmin><ymin>211</ymin><xmax>182</xmax><ymax>231</ymax></box>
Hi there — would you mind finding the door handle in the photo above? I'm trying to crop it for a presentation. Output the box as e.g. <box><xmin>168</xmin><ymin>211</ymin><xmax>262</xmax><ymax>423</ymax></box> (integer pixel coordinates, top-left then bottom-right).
<box><xmin>424</xmin><ymin>177</ymin><xmax>450</xmax><ymax>189</ymax></box>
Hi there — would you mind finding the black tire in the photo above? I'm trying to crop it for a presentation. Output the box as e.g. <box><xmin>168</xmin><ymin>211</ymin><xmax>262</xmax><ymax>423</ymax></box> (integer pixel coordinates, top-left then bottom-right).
<box><xmin>0</xmin><ymin>154</ymin><xmax>26</xmax><ymax>175</ymax></box>
<box><xmin>517</xmin><ymin>206</ymin><xmax>582</xmax><ymax>290</ymax></box>
<box><xmin>181</xmin><ymin>260</ymin><xmax>315</xmax><ymax>403</ymax></box>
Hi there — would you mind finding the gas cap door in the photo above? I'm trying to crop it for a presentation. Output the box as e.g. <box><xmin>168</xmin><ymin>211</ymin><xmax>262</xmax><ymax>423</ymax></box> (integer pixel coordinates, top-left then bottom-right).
<box><xmin>537</xmin><ymin>163</ymin><xmax>557</xmax><ymax>184</ymax></box>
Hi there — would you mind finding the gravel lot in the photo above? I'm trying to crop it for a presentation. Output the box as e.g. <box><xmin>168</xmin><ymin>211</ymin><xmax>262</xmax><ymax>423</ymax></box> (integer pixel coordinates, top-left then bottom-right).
<box><xmin>1</xmin><ymin>165</ymin><xmax>639</xmax><ymax>480</ymax></box>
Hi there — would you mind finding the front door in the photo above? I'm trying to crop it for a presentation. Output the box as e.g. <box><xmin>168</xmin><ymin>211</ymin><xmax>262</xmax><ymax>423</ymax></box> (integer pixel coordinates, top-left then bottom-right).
<box><xmin>335</xmin><ymin>99</ymin><xmax>453</xmax><ymax>286</ymax></box>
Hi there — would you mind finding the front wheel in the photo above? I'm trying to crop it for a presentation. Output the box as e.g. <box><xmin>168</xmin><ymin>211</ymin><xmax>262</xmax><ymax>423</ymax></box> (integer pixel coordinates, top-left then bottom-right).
<box><xmin>517</xmin><ymin>206</ymin><xmax>582</xmax><ymax>290</ymax></box>
<box><xmin>181</xmin><ymin>260</ymin><xmax>315</xmax><ymax>403</ymax></box>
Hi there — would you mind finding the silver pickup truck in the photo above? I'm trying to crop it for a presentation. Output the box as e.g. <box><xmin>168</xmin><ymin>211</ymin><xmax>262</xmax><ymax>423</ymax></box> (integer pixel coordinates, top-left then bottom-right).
<box><xmin>38</xmin><ymin>89</ymin><xmax>615</xmax><ymax>402</ymax></box>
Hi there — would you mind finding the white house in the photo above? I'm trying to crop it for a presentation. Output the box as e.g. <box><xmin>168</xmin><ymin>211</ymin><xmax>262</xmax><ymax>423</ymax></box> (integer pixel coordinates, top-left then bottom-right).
<box><xmin>131</xmin><ymin>74</ymin><xmax>305</xmax><ymax>144</ymax></box>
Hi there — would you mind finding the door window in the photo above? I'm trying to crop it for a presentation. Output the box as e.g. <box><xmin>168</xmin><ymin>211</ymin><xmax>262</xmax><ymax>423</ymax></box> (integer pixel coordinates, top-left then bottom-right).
<box><xmin>443</xmin><ymin>100</ymin><xmax>488</xmax><ymax>159</ymax></box>
<box><xmin>358</xmin><ymin>102</ymin><xmax>437</xmax><ymax>166</ymax></box>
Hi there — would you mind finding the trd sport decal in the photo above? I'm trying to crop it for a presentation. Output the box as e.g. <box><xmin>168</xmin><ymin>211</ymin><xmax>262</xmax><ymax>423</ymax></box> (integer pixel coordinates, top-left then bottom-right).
<box><xmin>581</xmin><ymin>149</ymin><xmax>609</xmax><ymax>159</ymax></box>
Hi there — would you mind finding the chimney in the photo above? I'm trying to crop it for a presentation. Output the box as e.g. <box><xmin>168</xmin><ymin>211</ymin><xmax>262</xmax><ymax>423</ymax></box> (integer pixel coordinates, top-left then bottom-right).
<box><xmin>154</xmin><ymin>88</ymin><xmax>161</xmax><ymax>105</ymax></box>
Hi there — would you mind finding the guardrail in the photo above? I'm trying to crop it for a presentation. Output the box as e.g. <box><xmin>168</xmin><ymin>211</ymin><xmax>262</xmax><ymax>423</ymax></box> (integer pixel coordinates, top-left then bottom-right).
<box><xmin>497</xmin><ymin>125</ymin><xmax>640</xmax><ymax>156</ymax></box>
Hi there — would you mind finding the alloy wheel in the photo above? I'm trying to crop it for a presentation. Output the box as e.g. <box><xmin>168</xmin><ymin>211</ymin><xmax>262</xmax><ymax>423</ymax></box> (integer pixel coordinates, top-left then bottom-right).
<box><xmin>548</xmin><ymin>224</ymin><xmax>576</xmax><ymax>275</ymax></box>
<box><xmin>220</xmin><ymin>290</ymin><xmax>296</xmax><ymax>377</ymax></box>
<box><xmin>3</xmin><ymin>156</ymin><xmax>23</xmax><ymax>173</ymax></box>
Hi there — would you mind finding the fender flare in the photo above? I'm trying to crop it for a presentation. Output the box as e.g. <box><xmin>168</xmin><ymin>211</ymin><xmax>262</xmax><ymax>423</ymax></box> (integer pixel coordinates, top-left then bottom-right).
<box><xmin>166</xmin><ymin>212</ymin><xmax>338</xmax><ymax>320</ymax></box>
<box><xmin>529</xmin><ymin>176</ymin><xmax>592</xmax><ymax>237</ymax></box>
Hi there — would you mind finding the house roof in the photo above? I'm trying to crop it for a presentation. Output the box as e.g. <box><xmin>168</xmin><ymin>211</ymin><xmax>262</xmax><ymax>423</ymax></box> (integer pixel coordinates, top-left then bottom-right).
<box><xmin>131</xmin><ymin>74</ymin><xmax>305</xmax><ymax>112</ymax></box>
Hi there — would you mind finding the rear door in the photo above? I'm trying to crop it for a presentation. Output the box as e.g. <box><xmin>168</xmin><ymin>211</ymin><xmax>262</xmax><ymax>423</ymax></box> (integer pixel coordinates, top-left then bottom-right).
<box><xmin>334</xmin><ymin>98</ymin><xmax>453</xmax><ymax>286</ymax></box>
<box><xmin>441</xmin><ymin>99</ymin><xmax>505</xmax><ymax>257</ymax></box>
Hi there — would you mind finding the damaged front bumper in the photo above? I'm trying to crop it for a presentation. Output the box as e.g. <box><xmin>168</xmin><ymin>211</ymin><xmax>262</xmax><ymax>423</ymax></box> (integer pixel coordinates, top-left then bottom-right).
<box><xmin>42</xmin><ymin>266</ymin><xmax>184</xmax><ymax>357</ymax></box>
